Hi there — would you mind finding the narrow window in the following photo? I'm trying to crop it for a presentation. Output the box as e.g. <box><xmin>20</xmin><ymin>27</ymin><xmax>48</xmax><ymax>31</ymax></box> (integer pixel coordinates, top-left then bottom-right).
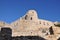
<box><xmin>31</xmin><ymin>17</ymin><xmax>32</xmax><ymax>20</ymax></box>
<box><xmin>25</xmin><ymin>15</ymin><xmax>28</xmax><ymax>20</ymax></box>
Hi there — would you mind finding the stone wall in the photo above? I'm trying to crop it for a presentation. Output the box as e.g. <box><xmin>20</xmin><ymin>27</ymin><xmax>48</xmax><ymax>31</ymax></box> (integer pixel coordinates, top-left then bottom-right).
<box><xmin>0</xmin><ymin>10</ymin><xmax>60</xmax><ymax>40</ymax></box>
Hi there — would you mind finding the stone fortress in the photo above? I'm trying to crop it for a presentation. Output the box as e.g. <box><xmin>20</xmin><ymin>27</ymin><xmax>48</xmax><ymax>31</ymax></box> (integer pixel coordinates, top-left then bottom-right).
<box><xmin>0</xmin><ymin>10</ymin><xmax>60</xmax><ymax>40</ymax></box>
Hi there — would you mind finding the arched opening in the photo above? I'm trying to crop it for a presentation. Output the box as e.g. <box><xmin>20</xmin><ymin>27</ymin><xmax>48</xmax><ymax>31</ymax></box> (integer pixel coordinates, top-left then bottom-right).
<box><xmin>49</xmin><ymin>26</ymin><xmax>54</xmax><ymax>35</ymax></box>
<box><xmin>1</xmin><ymin>27</ymin><xmax>12</xmax><ymax>40</ymax></box>
<box><xmin>31</xmin><ymin>17</ymin><xmax>32</xmax><ymax>20</ymax></box>
<box><xmin>25</xmin><ymin>15</ymin><xmax>28</xmax><ymax>20</ymax></box>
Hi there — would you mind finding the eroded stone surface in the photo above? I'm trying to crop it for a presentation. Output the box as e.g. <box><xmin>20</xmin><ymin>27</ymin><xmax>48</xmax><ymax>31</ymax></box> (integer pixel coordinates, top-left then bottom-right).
<box><xmin>0</xmin><ymin>10</ymin><xmax>60</xmax><ymax>40</ymax></box>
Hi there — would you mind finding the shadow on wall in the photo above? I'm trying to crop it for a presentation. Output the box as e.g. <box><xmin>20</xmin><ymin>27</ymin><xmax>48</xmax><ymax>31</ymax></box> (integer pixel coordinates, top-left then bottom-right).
<box><xmin>49</xmin><ymin>26</ymin><xmax>54</xmax><ymax>35</ymax></box>
<box><xmin>57</xmin><ymin>38</ymin><xmax>60</xmax><ymax>40</ymax></box>
<box><xmin>0</xmin><ymin>27</ymin><xmax>46</xmax><ymax>40</ymax></box>
<box><xmin>0</xmin><ymin>27</ymin><xmax>12</xmax><ymax>40</ymax></box>
<box><xmin>12</xmin><ymin>36</ymin><xmax>46</xmax><ymax>40</ymax></box>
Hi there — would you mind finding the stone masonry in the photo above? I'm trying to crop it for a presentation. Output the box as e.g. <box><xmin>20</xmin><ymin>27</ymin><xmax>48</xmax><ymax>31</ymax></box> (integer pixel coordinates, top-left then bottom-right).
<box><xmin>0</xmin><ymin>10</ymin><xmax>60</xmax><ymax>40</ymax></box>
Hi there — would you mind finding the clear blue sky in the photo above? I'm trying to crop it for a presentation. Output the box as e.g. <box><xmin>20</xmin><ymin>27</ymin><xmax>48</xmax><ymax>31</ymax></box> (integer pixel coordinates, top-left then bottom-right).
<box><xmin>0</xmin><ymin>0</ymin><xmax>60</xmax><ymax>23</ymax></box>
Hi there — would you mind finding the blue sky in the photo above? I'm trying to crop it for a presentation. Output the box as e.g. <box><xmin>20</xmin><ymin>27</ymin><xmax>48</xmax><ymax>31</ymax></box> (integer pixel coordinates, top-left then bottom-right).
<box><xmin>0</xmin><ymin>0</ymin><xmax>60</xmax><ymax>23</ymax></box>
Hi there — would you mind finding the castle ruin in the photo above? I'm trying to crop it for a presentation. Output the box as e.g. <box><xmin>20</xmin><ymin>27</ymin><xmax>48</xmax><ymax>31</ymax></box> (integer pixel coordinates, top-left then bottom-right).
<box><xmin>0</xmin><ymin>10</ymin><xmax>60</xmax><ymax>40</ymax></box>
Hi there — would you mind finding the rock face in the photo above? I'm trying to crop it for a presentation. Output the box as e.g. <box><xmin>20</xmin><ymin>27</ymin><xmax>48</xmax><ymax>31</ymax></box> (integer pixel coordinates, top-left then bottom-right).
<box><xmin>0</xmin><ymin>10</ymin><xmax>60</xmax><ymax>40</ymax></box>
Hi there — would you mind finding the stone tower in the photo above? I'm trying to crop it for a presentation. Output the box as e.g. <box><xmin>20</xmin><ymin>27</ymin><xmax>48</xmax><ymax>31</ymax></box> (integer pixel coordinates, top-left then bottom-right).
<box><xmin>25</xmin><ymin>10</ymin><xmax>38</xmax><ymax>20</ymax></box>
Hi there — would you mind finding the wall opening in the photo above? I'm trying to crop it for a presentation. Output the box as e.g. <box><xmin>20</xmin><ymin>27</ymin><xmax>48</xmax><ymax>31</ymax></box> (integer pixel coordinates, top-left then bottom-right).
<box><xmin>57</xmin><ymin>37</ymin><xmax>60</xmax><ymax>40</ymax></box>
<box><xmin>1</xmin><ymin>27</ymin><xmax>12</xmax><ymax>40</ymax></box>
<box><xmin>31</xmin><ymin>17</ymin><xmax>32</xmax><ymax>20</ymax></box>
<box><xmin>49</xmin><ymin>26</ymin><xmax>54</xmax><ymax>35</ymax></box>
<box><xmin>25</xmin><ymin>15</ymin><xmax>28</xmax><ymax>20</ymax></box>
